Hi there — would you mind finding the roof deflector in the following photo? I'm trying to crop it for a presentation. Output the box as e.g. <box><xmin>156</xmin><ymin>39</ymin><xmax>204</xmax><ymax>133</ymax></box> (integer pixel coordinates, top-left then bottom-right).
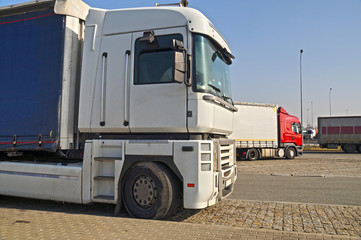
<box><xmin>54</xmin><ymin>0</ymin><xmax>90</xmax><ymax>21</ymax></box>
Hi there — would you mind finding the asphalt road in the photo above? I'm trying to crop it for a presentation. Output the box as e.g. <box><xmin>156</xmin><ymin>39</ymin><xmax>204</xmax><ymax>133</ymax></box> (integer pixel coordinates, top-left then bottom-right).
<box><xmin>230</xmin><ymin>174</ymin><xmax>361</xmax><ymax>206</ymax></box>
<box><xmin>302</xmin><ymin>151</ymin><xmax>361</xmax><ymax>160</ymax></box>
<box><xmin>231</xmin><ymin>151</ymin><xmax>361</xmax><ymax>206</ymax></box>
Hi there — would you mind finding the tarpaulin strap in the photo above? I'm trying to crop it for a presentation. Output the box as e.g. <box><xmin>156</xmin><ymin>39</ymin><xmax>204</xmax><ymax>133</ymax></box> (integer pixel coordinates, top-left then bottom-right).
<box><xmin>12</xmin><ymin>135</ymin><xmax>17</xmax><ymax>146</ymax></box>
<box><xmin>38</xmin><ymin>134</ymin><xmax>43</xmax><ymax>146</ymax></box>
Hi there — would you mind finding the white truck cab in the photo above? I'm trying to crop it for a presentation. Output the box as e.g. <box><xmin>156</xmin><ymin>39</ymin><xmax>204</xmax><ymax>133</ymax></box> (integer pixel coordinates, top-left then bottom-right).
<box><xmin>0</xmin><ymin>0</ymin><xmax>237</xmax><ymax>219</ymax></box>
<box><xmin>79</xmin><ymin>6</ymin><xmax>236</xmax><ymax>135</ymax></box>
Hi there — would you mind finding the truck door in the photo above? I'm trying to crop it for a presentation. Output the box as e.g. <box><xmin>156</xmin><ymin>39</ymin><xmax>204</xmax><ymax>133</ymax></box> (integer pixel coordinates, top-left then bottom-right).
<box><xmin>129</xmin><ymin>28</ymin><xmax>188</xmax><ymax>133</ymax></box>
<box><xmin>284</xmin><ymin>118</ymin><xmax>302</xmax><ymax>146</ymax></box>
<box><xmin>89</xmin><ymin>33</ymin><xmax>132</xmax><ymax>132</ymax></box>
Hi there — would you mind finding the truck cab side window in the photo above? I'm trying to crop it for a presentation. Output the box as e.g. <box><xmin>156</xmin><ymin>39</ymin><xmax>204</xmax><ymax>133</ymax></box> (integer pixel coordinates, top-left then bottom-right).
<box><xmin>138</xmin><ymin>51</ymin><xmax>174</xmax><ymax>84</ymax></box>
<box><xmin>134</xmin><ymin>34</ymin><xmax>183</xmax><ymax>85</ymax></box>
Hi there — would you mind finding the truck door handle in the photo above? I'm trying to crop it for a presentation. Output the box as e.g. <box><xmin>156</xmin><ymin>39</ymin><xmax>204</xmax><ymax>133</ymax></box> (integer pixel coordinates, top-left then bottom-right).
<box><xmin>124</xmin><ymin>50</ymin><xmax>131</xmax><ymax>126</ymax></box>
<box><xmin>100</xmin><ymin>52</ymin><xmax>107</xmax><ymax>126</ymax></box>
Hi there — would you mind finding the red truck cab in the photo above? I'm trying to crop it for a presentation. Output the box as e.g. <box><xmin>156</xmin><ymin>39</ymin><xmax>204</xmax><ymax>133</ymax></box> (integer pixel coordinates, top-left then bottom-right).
<box><xmin>278</xmin><ymin>107</ymin><xmax>303</xmax><ymax>156</ymax></box>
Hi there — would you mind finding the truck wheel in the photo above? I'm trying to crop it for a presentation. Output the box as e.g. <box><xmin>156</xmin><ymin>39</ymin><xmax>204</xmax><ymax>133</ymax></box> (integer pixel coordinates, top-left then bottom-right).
<box><xmin>344</xmin><ymin>144</ymin><xmax>356</xmax><ymax>153</ymax></box>
<box><xmin>122</xmin><ymin>162</ymin><xmax>180</xmax><ymax>219</ymax></box>
<box><xmin>357</xmin><ymin>145</ymin><xmax>361</xmax><ymax>153</ymax></box>
<box><xmin>247</xmin><ymin>149</ymin><xmax>259</xmax><ymax>161</ymax></box>
<box><xmin>285</xmin><ymin>147</ymin><xmax>296</xmax><ymax>159</ymax></box>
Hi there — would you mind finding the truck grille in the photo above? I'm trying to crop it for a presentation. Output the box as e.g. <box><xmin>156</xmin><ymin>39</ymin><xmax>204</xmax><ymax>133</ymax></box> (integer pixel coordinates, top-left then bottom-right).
<box><xmin>219</xmin><ymin>142</ymin><xmax>235</xmax><ymax>179</ymax></box>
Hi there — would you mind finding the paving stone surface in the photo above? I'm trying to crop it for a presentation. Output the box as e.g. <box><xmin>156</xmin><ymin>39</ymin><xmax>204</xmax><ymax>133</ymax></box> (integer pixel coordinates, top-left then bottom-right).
<box><xmin>169</xmin><ymin>200</ymin><xmax>361</xmax><ymax>238</ymax></box>
<box><xmin>0</xmin><ymin>205</ymin><xmax>359</xmax><ymax>240</ymax></box>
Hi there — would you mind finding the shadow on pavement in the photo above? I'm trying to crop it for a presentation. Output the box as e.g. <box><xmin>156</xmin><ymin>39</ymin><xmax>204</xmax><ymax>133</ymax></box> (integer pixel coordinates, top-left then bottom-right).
<box><xmin>166</xmin><ymin>208</ymin><xmax>201</xmax><ymax>222</ymax></box>
<box><xmin>0</xmin><ymin>195</ymin><xmax>122</xmax><ymax>217</ymax></box>
<box><xmin>0</xmin><ymin>195</ymin><xmax>200</xmax><ymax>222</ymax></box>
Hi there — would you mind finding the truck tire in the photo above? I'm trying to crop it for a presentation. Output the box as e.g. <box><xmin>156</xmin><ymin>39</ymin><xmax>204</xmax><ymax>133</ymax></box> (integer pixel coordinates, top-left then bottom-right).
<box><xmin>247</xmin><ymin>149</ymin><xmax>259</xmax><ymax>161</ymax></box>
<box><xmin>357</xmin><ymin>145</ymin><xmax>361</xmax><ymax>153</ymax></box>
<box><xmin>285</xmin><ymin>147</ymin><xmax>296</xmax><ymax>159</ymax></box>
<box><xmin>122</xmin><ymin>162</ymin><xmax>181</xmax><ymax>219</ymax></box>
<box><xmin>344</xmin><ymin>144</ymin><xmax>356</xmax><ymax>153</ymax></box>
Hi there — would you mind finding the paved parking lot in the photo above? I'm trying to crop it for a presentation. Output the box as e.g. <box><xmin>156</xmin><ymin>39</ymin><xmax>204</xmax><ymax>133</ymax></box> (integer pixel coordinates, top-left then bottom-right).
<box><xmin>170</xmin><ymin>200</ymin><xmax>361</xmax><ymax>237</ymax></box>
<box><xmin>0</xmin><ymin>196</ymin><xmax>359</xmax><ymax>240</ymax></box>
<box><xmin>0</xmin><ymin>204</ymin><xmax>358</xmax><ymax>240</ymax></box>
<box><xmin>0</xmin><ymin>151</ymin><xmax>360</xmax><ymax>239</ymax></box>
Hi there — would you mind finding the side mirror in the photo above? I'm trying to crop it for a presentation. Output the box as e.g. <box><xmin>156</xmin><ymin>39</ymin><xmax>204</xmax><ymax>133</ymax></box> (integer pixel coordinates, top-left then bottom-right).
<box><xmin>173</xmin><ymin>51</ymin><xmax>186</xmax><ymax>83</ymax></box>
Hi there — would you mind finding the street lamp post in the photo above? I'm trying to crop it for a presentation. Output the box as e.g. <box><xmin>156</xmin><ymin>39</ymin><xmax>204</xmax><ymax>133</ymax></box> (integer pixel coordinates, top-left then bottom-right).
<box><xmin>311</xmin><ymin>101</ymin><xmax>313</xmax><ymax>128</ymax></box>
<box><xmin>329</xmin><ymin>88</ymin><xmax>332</xmax><ymax>117</ymax></box>
<box><xmin>300</xmin><ymin>49</ymin><xmax>303</xmax><ymax>128</ymax></box>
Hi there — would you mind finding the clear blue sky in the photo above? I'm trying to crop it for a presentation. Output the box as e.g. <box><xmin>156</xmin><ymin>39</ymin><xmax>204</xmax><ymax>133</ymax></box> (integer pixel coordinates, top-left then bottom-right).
<box><xmin>2</xmin><ymin>0</ymin><xmax>361</xmax><ymax>127</ymax></box>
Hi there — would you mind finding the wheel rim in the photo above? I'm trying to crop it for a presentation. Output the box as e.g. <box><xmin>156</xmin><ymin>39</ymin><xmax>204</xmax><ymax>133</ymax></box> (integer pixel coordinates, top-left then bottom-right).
<box><xmin>133</xmin><ymin>175</ymin><xmax>157</xmax><ymax>208</ymax></box>
<box><xmin>250</xmin><ymin>151</ymin><xmax>256</xmax><ymax>158</ymax></box>
<box><xmin>290</xmin><ymin>149</ymin><xmax>295</xmax><ymax>158</ymax></box>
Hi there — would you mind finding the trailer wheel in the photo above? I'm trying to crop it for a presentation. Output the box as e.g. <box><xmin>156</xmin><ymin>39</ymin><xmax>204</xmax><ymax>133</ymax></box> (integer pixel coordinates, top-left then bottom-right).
<box><xmin>122</xmin><ymin>162</ymin><xmax>180</xmax><ymax>219</ymax></box>
<box><xmin>247</xmin><ymin>149</ymin><xmax>259</xmax><ymax>161</ymax></box>
<box><xmin>344</xmin><ymin>144</ymin><xmax>356</xmax><ymax>153</ymax></box>
<box><xmin>357</xmin><ymin>145</ymin><xmax>361</xmax><ymax>153</ymax></box>
<box><xmin>285</xmin><ymin>147</ymin><xmax>296</xmax><ymax>159</ymax></box>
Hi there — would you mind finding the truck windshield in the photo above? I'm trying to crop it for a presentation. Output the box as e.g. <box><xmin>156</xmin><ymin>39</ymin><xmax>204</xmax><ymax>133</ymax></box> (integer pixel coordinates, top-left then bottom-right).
<box><xmin>292</xmin><ymin>123</ymin><xmax>301</xmax><ymax>134</ymax></box>
<box><xmin>192</xmin><ymin>34</ymin><xmax>233</xmax><ymax>104</ymax></box>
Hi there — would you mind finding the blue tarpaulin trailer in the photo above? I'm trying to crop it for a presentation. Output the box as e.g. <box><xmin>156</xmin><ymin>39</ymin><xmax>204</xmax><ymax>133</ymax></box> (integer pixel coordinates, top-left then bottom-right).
<box><xmin>0</xmin><ymin>2</ymin><xmax>81</xmax><ymax>152</ymax></box>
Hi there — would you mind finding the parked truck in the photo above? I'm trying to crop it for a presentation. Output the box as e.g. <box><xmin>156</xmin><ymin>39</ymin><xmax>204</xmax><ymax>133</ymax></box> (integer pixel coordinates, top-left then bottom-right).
<box><xmin>229</xmin><ymin>102</ymin><xmax>303</xmax><ymax>160</ymax></box>
<box><xmin>318</xmin><ymin>116</ymin><xmax>361</xmax><ymax>153</ymax></box>
<box><xmin>0</xmin><ymin>0</ymin><xmax>237</xmax><ymax>219</ymax></box>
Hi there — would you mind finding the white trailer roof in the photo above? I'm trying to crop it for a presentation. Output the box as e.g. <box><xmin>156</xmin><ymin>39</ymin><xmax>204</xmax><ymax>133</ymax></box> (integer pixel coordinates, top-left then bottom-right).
<box><xmin>234</xmin><ymin>102</ymin><xmax>277</xmax><ymax>108</ymax></box>
<box><xmin>0</xmin><ymin>0</ymin><xmax>89</xmax><ymax>21</ymax></box>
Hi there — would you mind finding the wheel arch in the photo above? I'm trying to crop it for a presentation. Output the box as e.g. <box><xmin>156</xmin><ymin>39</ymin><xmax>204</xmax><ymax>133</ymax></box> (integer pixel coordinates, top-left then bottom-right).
<box><xmin>120</xmin><ymin>155</ymin><xmax>183</xmax><ymax>183</ymax></box>
<box><xmin>285</xmin><ymin>145</ymin><xmax>296</xmax><ymax>152</ymax></box>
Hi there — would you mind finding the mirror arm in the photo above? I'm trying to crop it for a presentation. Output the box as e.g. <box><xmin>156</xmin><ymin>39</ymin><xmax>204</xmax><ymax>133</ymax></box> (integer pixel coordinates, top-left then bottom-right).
<box><xmin>173</xmin><ymin>39</ymin><xmax>185</xmax><ymax>51</ymax></box>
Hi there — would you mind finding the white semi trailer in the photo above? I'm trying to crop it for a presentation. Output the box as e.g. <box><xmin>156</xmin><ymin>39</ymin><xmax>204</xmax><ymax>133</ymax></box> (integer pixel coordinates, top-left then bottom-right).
<box><xmin>0</xmin><ymin>0</ymin><xmax>237</xmax><ymax>219</ymax></box>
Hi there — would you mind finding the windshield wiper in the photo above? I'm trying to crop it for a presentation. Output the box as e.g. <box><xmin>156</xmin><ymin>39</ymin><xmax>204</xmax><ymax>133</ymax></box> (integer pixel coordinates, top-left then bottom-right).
<box><xmin>208</xmin><ymin>83</ymin><xmax>225</xmax><ymax>100</ymax></box>
<box><xmin>211</xmin><ymin>51</ymin><xmax>222</xmax><ymax>62</ymax></box>
<box><xmin>208</xmin><ymin>83</ymin><xmax>221</xmax><ymax>93</ymax></box>
<box><xmin>208</xmin><ymin>83</ymin><xmax>234</xmax><ymax>104</ymax></box>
